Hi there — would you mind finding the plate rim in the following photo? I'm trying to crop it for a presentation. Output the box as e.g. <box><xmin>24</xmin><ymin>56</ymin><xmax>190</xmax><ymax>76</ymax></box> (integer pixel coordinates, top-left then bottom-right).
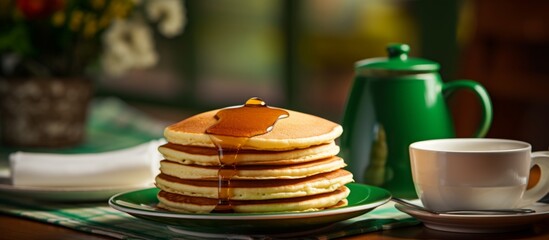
<box><xmin>108</xmin><ymin>182</ymin><xmax>391</xmax><ymax>221</ymax></box>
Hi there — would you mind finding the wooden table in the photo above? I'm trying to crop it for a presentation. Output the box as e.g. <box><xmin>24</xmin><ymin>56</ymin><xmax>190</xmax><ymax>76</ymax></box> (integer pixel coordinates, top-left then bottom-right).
<box><xmin>2</xmin><ymin>213</ymin><xmax>549</xmax><ymax>240</ymax></box>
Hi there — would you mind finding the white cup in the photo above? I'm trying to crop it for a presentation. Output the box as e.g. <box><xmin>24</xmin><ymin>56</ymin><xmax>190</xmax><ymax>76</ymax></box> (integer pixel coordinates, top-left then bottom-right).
<box><xmin>409</xmin><ymin>138</ymin><xmax>549</xmax><ymax>212</ymax></box>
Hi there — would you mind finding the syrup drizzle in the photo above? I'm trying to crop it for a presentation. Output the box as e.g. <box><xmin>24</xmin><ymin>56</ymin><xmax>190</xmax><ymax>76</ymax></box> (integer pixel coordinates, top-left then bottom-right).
<box><xmin>206</xmin><ymin>97</ymin><xmax>289</xmax><ymax>212</ymax></box>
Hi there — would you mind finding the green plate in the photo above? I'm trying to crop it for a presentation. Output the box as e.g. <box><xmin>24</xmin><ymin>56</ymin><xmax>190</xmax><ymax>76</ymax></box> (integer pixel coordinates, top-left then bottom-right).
<box><xmin>109</xmin><ymin>183</ymin><xmax>391</xmax><ymax>234</ymax></box>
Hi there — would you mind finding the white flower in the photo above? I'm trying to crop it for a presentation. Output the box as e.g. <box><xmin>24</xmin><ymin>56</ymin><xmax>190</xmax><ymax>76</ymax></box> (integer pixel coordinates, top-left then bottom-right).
<box><xmin>101</xmin><ymin>18</ymin><xmax>158</xmax><ymax>76</ymax></box>
<box><xmin>99</xmin><ymin>0</ymin><xmax>186</xmax><ymax>76</ymax></box>
<box><xmin>146</xmin><ymin>0</ymin><xmax>186</xmax><ymax>37</ymax></box>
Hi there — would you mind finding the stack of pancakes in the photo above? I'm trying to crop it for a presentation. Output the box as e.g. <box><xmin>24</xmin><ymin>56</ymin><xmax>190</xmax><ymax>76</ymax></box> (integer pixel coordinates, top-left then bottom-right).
<box><xmin>156</xmin><ymin>108</ymin><xmax>354</xmax><ymax>213</ymax></box>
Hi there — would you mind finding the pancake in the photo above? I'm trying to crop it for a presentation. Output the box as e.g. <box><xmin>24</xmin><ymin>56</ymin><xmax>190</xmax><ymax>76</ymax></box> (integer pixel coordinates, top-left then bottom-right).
<box><xmin>155</xmin><ymin>169</ymin><xmax>353</xmax><ymax>200</ymax></box>
<box><xmin>159</xmin><ymin>156</ymin><xmax>346</xmax><ymax>180</ymax></box>
<box><xmin>155</xmin><ymin>99</ymin><xmax>352</xmax><ymax>214</ymax></box>
<box><xmin>163</xmin><ymin>109</ymin><xmax>343</xmax><ymax>151</ymax></box>
<box><xmin>157</xmin><ymin>186</ymin><xmax>350</xmax><ymax>213</ymax></box>
<box><xmin>158</xmin><ymin>141</ymin><xmax>340</xmax><ymax>166</ymax></box>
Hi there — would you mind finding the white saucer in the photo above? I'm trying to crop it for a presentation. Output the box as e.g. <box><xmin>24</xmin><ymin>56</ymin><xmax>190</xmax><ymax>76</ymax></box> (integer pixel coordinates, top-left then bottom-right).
<box><xmin>395</xmin><ymin>202</ymin><xmax>549</xmax><ymax>233</ymax></box>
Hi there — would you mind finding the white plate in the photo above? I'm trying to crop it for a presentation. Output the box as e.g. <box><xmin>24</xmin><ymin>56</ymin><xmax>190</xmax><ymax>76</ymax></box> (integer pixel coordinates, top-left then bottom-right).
<box><xmin>395</xmin><ymin>202</ymin><xmax>549</xmax><ymax>233</ymax></box>
<box><xmin>0</xmin><ymin>178</ymin><xmax>152</xmax><ymax>202</ymax></box>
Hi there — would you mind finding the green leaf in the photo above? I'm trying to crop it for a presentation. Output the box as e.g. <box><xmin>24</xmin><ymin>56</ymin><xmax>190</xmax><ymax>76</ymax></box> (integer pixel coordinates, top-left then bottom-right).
<box><xmin>0</xmin><ymin>24</ymin><xmax>34</xmax><ymax>56</ymax></box>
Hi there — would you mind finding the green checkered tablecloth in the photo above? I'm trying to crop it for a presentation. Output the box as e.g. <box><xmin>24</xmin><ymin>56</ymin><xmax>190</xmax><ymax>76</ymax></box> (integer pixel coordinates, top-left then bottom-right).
<box><xmin>0</xmin><ymin>97</ymin><xmax>419</xmax><ymax>239</ymax></box>
<box><xmin>0</xmin><ymin>197</ymin><xmax>181</xmax><ymax>239</ymax></box>
<box><xmin>0</xmin><ymin>196</ymin><xmax>418</xmax><ymax>240</ymax></box>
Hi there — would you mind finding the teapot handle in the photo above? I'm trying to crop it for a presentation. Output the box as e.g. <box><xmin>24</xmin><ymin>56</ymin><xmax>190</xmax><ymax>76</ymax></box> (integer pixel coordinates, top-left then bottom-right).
<box><xmin>442</xmin><ymin>80</ymin><xmax>493</xmax><ymax>137</ymax></box>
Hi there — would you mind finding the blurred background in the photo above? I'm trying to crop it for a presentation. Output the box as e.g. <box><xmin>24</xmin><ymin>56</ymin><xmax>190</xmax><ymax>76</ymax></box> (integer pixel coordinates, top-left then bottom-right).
<box><xmin>2</xmin><ymin>0</ymin><xmax>549</xmax><ymax>151</ymax></box>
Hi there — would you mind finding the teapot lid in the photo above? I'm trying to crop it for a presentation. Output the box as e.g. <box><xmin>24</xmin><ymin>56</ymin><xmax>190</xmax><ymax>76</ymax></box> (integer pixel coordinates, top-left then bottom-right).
<box><xmin>355</xmin><ymin>43</ymin><xmax>439</xmax><ymax>72</ymax></box>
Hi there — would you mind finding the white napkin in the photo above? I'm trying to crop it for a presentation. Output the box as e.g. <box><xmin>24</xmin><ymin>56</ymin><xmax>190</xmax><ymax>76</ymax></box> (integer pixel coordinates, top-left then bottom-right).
<box><xmin>9</xmin><ymin>139</ymin><xmax>166</xmax><ymax>188</ymax></box>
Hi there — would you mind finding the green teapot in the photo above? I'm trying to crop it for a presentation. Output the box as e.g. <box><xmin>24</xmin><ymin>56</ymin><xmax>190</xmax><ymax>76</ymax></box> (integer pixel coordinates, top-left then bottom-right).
<box><xmin>340</xmin><ymin>43</ymin><xmax>493</xmax><ymax>198</ymax></box>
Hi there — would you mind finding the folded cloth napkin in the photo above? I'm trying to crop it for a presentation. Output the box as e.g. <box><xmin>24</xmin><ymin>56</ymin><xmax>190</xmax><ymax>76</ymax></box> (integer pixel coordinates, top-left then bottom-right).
<box><xmin>9</xmin><ymin>139</ymin><xmax>166</xmax><ymax>187</ymax></box>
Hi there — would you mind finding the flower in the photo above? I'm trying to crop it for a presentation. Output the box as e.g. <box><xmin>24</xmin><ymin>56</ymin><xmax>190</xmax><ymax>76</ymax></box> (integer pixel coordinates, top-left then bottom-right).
<box><xmin>101</xmin><ymin>18</ymin><xmax>157</xmax><ymax>76</ymax></box>
<box><xmin>16</xmin><ymin>0</ymin><xmax>65</xmax><ymax>20</ymax></box>
<box><xmin>146</xmin><ymin>0</ymin><xmax>185</xmax><ymax>38</ymax></box>
<box><xmin>0</xmin><ymin>0</ymin><xmax>186</xmax><ymax>78</ymax></box>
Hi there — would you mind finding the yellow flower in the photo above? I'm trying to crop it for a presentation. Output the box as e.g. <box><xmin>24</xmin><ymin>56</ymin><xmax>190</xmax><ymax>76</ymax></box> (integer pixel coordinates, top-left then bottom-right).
<box><xmin>107</xmin><ymin>0</ymin><xmax>134</xmax><ymax>19</ymax></box>
<box><xmin>83</xmin><ymin>19</ymin><xmax>98</xmax><ymax>38</ymax></box>
<box><xmin>70</xmin><ymin>10</ymin><xmax>84</xmax><ymax>32</ymax></box>
<box><xmin>52</xmin><ymin>11</ymin><xmax>65</xmax><ymax>27</ymax></box>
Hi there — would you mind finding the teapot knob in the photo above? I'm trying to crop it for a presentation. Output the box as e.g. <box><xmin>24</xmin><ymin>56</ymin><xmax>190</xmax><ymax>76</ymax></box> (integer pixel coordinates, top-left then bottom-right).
<box><xmin>387</xmin><ymin>43</ymin><xmax>410</xmax><ymax>61</ymax></box>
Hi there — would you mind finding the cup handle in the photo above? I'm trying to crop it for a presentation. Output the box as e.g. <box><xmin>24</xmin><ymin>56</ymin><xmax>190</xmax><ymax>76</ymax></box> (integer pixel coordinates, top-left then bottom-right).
<box><xmin>520</xmin><ymin>151</ymin><xmax>549</xmax><ymax>207</ymax></box>
<box><xmin>442</xmin><ymin>80</ymin><xmax>493</xmax><ymax>137</ymax></box>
